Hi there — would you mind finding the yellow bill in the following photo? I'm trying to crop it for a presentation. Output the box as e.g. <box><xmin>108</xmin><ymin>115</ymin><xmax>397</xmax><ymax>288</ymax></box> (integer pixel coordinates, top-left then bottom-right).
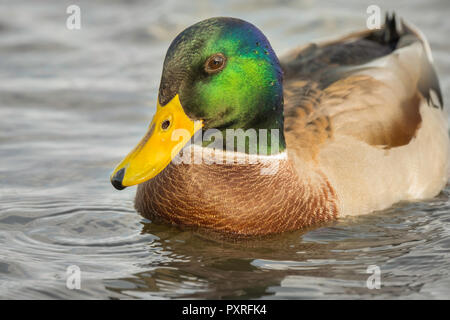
<box><xmin>110</xmin><ymin>94</ymin><xmax>202</xmax><ymax>190</ymax></box>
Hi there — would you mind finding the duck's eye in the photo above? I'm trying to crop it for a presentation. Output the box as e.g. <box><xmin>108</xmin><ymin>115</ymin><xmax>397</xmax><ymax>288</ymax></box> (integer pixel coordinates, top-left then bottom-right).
<box><xmin>205</xmin><ymin>53</ymin><xmax>226</xmax><ymax>74</ymax></box>
<box><xmin>161</xmin><ymin>119</ymin><xmax>171</xmax><ymax>130</ymax></box>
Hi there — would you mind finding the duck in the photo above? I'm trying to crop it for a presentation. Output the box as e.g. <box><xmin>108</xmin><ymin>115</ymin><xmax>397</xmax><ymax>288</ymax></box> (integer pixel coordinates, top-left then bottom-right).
<box><xmin>110</xmin><ymin>14</ymin><xmax>449</xmax><ymax>236</ymax></box>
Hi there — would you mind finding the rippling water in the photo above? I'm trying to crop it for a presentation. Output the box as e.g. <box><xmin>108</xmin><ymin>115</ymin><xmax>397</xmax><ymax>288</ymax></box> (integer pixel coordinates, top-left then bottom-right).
<box><xmin>1</xmin><ymin>0</ymin><xmax>450</xmax><ymax>299</ymax></box>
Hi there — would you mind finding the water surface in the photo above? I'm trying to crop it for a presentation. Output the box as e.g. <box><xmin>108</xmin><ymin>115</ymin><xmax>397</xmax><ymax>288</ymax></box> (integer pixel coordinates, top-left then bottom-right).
<box><xmin>1</xmin><ymin>0</ymin><xmax>450</xmax><ymax>299</ymax></box>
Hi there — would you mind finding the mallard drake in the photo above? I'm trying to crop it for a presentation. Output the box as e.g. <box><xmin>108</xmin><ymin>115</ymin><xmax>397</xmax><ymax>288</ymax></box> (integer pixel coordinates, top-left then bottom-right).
<box><xmin>111</xmin><ymin>14</ymin><xmax>449</xmax><ymax>236</ymax></box>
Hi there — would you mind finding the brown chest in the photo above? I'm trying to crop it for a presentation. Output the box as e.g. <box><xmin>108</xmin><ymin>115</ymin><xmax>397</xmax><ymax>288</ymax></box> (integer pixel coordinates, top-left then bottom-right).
<box><xmin>135</xmin><ymin>159</ymin><xmax>338</xmax><ymax>236</ymax></box>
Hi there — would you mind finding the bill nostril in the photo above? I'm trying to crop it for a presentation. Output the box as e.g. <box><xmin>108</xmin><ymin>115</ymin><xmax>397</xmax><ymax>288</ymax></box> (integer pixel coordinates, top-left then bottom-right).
<box><xmin>111</xmin><ymin>168</ymin><xmax>126</xmax><ymax>190</ymax></box>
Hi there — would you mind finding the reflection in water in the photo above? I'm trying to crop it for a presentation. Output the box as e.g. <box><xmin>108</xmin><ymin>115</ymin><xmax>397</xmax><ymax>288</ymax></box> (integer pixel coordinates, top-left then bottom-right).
<box><xmin>106</xmin><ymin>191</ymin><xmax>450</xmax><ymax>299</ymax></box>
<box><xmin>0</xmin><ymin>0</ymin><xmax>449</xmax><ymax>299</ymax></box>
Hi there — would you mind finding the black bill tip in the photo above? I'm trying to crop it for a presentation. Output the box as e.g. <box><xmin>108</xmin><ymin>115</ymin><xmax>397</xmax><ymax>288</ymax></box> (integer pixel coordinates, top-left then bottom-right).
<box><xmin>111</xmin><ymin>168</ymin><xmax>126</xmax><ymax>190</ymax></box>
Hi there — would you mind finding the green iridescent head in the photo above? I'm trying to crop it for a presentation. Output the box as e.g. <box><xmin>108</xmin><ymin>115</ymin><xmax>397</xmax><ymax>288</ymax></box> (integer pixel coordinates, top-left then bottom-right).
<box><xmin>158</xmin><ymin>17</ymin><xmax>285</xmax><ymax>152</ymax></box>
<box><xmin>111</xmin><ymin>17</ymin><xmax>285</xmax><ymax>189</ymax></box>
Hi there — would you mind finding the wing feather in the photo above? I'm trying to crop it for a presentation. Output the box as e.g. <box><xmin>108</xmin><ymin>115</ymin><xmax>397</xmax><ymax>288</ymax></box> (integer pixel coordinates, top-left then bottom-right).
<box><xmin>281</xmin><ymin>14</ymin><xmax>443</xmax><ymax>159</ymax></box>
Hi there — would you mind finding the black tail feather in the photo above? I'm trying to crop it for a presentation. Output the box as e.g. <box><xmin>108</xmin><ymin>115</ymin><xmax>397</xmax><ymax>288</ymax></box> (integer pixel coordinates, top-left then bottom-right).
<box><xmin>365</xmin><ymin>12</ymin><xmax>400</xmax><ymax>50</ymax></box>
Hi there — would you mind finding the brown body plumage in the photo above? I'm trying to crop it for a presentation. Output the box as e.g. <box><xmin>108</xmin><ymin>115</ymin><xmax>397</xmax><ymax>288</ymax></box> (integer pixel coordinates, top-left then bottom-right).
<box><xmin>136</xmin><ymin>157</ymin><xmax>338</xmax><ymax>235</ymax></box>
